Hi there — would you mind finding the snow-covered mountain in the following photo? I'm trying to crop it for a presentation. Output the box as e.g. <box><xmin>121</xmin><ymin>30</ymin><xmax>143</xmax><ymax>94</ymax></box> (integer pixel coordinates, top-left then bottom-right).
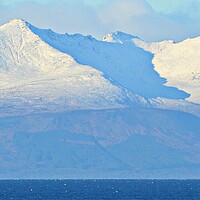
<box><xmin>0</xmin><ymin>19</ymin><xmax>200</xmax><ymax>179</ymax></box>
<box><xmin>103</xmin><ymin>31</ymin><xmax>200</xmax><ymax>104</ymax></box>
<box><xmin>0</xmin><ymin>19</ymin><xmax>147</xmax><ymax>116</ymax></box>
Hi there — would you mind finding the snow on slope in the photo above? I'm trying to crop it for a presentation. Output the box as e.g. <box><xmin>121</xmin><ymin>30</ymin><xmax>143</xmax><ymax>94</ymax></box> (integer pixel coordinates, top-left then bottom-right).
<box><xmin>0</xmin><ymin>20</ymin><xmax>199</xmax><ymax>117</ymax></box>
<box><xmin>104</xmin><ymin>32</ymin><xmax>200</xmax><ymax>105</ymax></box>
<box><xmin>140</xmin><ymin>38</ymin><xmax>200</xmax><ymax>104</ymax></box>
<box><xmin>152</xmin><ymin>38</ymin><xmax>200</xmax><ymax>104</ymax></box>
<box><xmin>134</xmin><ymin>36</ymin><xmax>200</xmax><ymax>105</ymax></box>
<box><xmin>103</xmin><ymin>32</ymin><xmax>174</xmax><ymax>54</ymax></box>
<box><xmin>0</xmin><ymin>19</ymin><xmax>147</xmax><ymax>116</ymax></box>
<box><xmin>29</xmin><ymin>24</ymin><xmax>188</xmax><ymax>101</ymax></box>
<box><xmin>102</xmin><ymin>31</ymin><xmax>139</xmax><ymax>44</ymax></box>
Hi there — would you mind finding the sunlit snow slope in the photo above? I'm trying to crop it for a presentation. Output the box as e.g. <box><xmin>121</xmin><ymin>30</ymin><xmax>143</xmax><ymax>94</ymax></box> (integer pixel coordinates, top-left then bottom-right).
<box><xmin>0</xmin><ymin>20</ymin><xmax>199</xmax><ymax>116</ymax></box>
<box><xmin>29</xmin><ymin>26</ymin><xmax>189</xmax><ymax>100</ymax></box>
<box><xmin>0</xmin><ymin>19</ymin><xmax>147</xmax><ymax>116</ymax></box>
<box><xmin>152</xmin><ymin>38</ymin><xmax>200</xmax><ymax>104</ymax></box>
<box><xmin>103</xmin><ymin>32</ymin><xmax>200</xmax><ymax>104</ymax></box>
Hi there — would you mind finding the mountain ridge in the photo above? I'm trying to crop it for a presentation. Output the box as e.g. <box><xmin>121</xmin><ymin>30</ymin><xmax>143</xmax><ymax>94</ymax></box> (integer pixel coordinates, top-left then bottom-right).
<box><xmin>0</xmin><ymin>19</ymin><xmax>200</xmax><ymax>116</ymax></box>
<box><xmin>103</xmin><ymin>31</ymin><xmax>200</xmax><ymax>104</ymax></box>
<box><xmin>0</xmin><ymin>19</ymin><xmax>149</xmax><ymax>116</ymax></box>
<box><xmin>0</xmin><ymin>19</ymin><xmax>200</xmax><ymax>179</ymax></box>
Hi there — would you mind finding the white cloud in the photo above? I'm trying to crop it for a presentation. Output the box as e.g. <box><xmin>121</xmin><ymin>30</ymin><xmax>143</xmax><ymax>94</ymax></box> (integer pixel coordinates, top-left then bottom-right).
<box><xmin>0</xmin><ymin>1</ymin><xmax>103</xmax><ymax>36</ymax></box>
<box><xmin>0</xmin><ymin>0</ymin><xmax>200</xmax><ymax>42</ymax></box>
<box><xmin>96</xmin><ymin>0</ymin><xmax>200</xmax><ymax>41</ymax></box>
<box><xmin>98</xmin><ymin>0</ymin><xmax>152</xmax><ymax>24</ymax></box>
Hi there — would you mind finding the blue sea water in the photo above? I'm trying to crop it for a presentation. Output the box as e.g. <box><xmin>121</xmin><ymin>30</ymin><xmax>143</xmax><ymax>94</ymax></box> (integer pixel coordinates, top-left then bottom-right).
<box><xmin>0</xmin><ymin>180</ymin><xmax>199</xmax><ymax>200</ymax></box>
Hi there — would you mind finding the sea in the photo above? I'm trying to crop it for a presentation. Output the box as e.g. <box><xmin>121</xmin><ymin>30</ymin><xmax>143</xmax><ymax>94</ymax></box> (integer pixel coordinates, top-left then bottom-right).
<box><xmin>0</xmin><ymin>179</ymin><xmax>199</xmax><ymax>200</ymax></box>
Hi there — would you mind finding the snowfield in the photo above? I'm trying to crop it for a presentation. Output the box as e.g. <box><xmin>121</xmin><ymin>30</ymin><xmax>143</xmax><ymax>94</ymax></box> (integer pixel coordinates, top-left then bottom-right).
<box><xmin>103</xmin><ymin>31</ymin><xmax>200</xmax><ymax>105</ymax></box>
<box><xmin>0</xmin><ymin>19</ymin><xmax>147</xmax><ymax>116</ymax></box>
<box><xmin>152</xmin><ymin>38</ymin><xmax>200</xmax><ymax>104</ymax></box>
<box><xmin>0</xmin><ymin>19</ymin><xmax>199</xmax><ymax>117</ymax></box>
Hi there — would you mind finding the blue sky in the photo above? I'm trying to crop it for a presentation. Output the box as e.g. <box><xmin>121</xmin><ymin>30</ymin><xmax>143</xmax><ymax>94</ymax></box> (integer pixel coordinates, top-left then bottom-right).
<box><xmin>1</xmin><ymin>0</ymin><xmax>200</xmax><ymax>41</ymax></box>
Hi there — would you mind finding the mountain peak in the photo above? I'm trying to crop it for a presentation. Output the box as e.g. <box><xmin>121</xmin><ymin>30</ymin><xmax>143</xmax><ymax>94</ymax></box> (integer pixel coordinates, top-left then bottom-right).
<box><xmin>103</xmin><ymin>31</ymin><xmax>139</xmax><ymax>43</ymax></box>
<box><xmin>0</xmin><ymin>19</ymin><xmax>32</xmax><ymax>33</ymax></box>
<box><xmin>0</xmin><ymin>19</ymin><xmax>148</xmax><ymax>113</ymax></box>
<box><xmin>10</xmin><ymin>18</ymin><xmax>25</xmax><ymax>23</ymax></box>
<box><xmin>6</xmin><ymin>18</ymin><xmax>27</xmax><ymax>27</ymax></box>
